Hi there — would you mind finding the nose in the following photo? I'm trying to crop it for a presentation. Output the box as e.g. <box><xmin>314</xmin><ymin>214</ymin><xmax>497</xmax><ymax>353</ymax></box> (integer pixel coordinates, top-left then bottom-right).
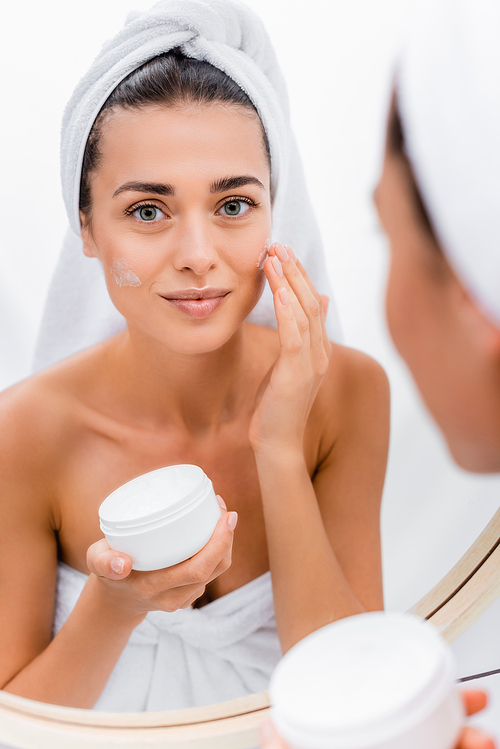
<box><xmin>171</xmin><ymin>218</ymin><xmax>219</xmax><ymax>277</ymax></box>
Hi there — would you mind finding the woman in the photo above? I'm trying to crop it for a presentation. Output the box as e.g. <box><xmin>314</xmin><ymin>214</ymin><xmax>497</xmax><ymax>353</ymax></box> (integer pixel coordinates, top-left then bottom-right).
<box><xmin>0</xmin><ymin>0</ymin><xmax>388</xmax><ymax>711</ymax></box>
<box><xmin>262</xmin><ymin>0</ymin><xmax>499</xmax><ymax>746</ymax></box>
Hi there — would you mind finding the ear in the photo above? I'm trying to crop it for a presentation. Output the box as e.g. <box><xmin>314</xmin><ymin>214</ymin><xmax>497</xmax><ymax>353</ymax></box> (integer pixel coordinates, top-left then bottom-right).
<box><xmin>456</xmin><ymin>280</ymin><xmax>500</xmax><ymax>360</ymax></box>
<box><xmin>80</xmin><ymin>214</ymin><xmax>98</xmax><ymax>258</ymax></box>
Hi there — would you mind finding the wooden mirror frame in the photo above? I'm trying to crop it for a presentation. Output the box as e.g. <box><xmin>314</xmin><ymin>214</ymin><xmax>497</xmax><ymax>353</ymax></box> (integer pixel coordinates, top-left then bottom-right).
<box><xmin>1</xmin><ymin>509</ymin><xmax>499</xmax><ymax>749</ymax></box>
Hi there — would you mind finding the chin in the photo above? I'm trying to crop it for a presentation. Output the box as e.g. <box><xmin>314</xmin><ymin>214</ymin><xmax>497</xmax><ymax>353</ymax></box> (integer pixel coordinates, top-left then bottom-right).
<box><xmin>161</xmin><ymin>313</ymin><xmax>250</xmax><ymax>355</ymax></box>
<box><xmin>162</xmin><ymin>327</ymin><xmax>235</xmax><ymax>355</ymax></box>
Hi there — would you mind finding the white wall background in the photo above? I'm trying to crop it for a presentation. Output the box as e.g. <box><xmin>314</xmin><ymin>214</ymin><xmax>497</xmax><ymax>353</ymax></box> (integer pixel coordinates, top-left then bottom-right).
<box><xmin>1</xmin><ymin>0</ymin><xmax>499</xmax><ymax>735</ymax></box>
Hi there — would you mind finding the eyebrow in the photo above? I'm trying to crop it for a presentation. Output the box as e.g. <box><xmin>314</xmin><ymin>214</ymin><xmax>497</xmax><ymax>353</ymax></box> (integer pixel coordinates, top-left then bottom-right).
<box><xmin>210</xmin><ymin>176</ymin><xmax>265</xmax><ymax>193</ymax></box>
<box><xmin>113</xmin><ymin>181</ymin><xmax>175</xmax><ymax>198</ymax></box>
<box><xmin>112</xmin><ymin>175</ymin><xmax>265</xmax><ymax>199</ymax></box>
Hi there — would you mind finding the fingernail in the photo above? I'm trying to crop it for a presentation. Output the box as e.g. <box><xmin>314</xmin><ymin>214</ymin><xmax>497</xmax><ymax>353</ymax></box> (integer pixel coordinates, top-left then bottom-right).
<box><xmin>278</xmin><ymin>287</ymin><xmax>289</xmax><ymax>306</ymax></box>
<box><xmin>271</xmin><ymin>256</ymin><xmax>284</xmax><ymax>277</ymax></box>
<box><xmin>275</xmin><ymin>243</ymin><xmax>289</xmax><ymax>263</ymax></box>
<box><xmin>111</xmin><ymin>557</ymin><xmax>125</xmax><ymax>574</ymax></box>
<box><xmin>285</xmin><ymin>245</ymin><xmax>297</xmax><ymax>262</ymax></box>
<box><xmin>217</xmin><ymin>494</ymin><xmax>227</xmax><ymax>510</ymax></box>
<box><xmin>227</xmin><ymin>511</ymin><xmax>238</xmax><ymax>531</ymax></box>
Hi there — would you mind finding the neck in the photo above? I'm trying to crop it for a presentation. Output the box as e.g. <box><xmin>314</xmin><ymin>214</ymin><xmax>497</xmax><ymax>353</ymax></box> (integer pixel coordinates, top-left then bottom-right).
<box><xmin>106</xmin><ymin>325</ymin><xmax>253</xmax><ymax>432</ymax></box>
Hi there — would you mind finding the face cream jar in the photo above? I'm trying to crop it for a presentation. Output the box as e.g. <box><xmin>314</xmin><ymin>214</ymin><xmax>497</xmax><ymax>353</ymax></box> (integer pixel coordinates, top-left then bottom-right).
<box><xmin>99</xmin><ymin>464</ymin><xmax>221</xmax><ymax>571</ymax></box>
<box><xmin>269</xmin><ymin>612</ymin><xmax>464</xmax><ymax>749</ymax></box>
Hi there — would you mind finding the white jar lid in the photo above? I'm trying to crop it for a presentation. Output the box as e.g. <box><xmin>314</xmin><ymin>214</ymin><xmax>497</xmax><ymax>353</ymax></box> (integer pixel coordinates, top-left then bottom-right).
<box><xmin>99</xmin><ymin>464</ymin><xmax>210</xmax><ymax>529</ymax></box>
<box><xmin>269</xmin><ymin>612</ymin><xmax>458</xmax><ymax>749</ymax></box>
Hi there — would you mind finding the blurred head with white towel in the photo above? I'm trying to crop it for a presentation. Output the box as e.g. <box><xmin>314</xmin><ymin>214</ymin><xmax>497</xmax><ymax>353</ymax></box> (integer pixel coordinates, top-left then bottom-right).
<box><xmin>262</xmin><ymin>3</ymin><xmax>500</xmax><ymax>748</ymax></box>
<box><xmin>375</xmin><ymin>0</ymin><xmax>500</xmax><ymax>473</ymax></box>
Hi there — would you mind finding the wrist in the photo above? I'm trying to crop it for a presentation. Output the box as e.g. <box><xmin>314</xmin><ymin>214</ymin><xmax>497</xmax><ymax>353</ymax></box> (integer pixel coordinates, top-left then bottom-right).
<box><xmin>253</xmin><ymin>444</ymin><xmax>306</xmax><ymax>470</ymax></box>
<box><xmin>85</xmin><ymin>574</ymin><xmax>147</xmax><ymax>630</ymax></box>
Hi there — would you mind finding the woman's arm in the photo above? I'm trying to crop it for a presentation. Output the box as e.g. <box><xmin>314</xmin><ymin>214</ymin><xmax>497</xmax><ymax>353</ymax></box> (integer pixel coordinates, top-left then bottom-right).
<box><xmin>250</xmin><ymin>244</ymin><xmax>388</xmax><ymax>652</ymax></box>
<box><xmin>0</xmin><ymin>385</ymin><xmax>236</xmax><ymax>708</ymax></box>
<box><xmin>2</xmin><ymin>515</ymin><xmax>235</xmax><ymax>707</ymax></box>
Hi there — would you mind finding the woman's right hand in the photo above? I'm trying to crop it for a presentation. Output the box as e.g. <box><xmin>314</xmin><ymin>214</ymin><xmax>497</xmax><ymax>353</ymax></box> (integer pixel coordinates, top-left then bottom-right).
<box><xmin>259</xmin><ymin>691</ymin><xmax>496</xmax><ymax>749</ymax></box>
<box><xmin>86</xmin><ymin>498</ymin><xmax>237</xmax><ymax>620</ymax></box>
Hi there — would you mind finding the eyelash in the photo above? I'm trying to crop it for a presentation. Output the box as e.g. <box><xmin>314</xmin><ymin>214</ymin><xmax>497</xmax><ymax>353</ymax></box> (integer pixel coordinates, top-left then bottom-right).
<box><xmin>123</xmin><ymin>196</ymin><xmax>260</xmax><ymax>219</ymax></box>
<box><xmin>124</xmin><ymin>200</ymin><xmax>165</xmax><ymax>217</ymax></box>
<box><xmin>218</xmin><ymin>196</ymin><xmax>259</xmax><ymax>212</ymax></box>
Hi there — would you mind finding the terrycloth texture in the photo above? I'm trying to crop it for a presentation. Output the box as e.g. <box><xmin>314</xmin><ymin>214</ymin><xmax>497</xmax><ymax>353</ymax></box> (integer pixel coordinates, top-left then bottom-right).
<box><xmin>397</xmin><ymin>0</ymin><xmax>500</xmax><ymax>326</ymax></box>
<box><xmin>33</xmin><ymin>0</ymin><xmax>340</xmax><ymax>371</ymax></box>
<box><xmin>54</xmin><ymin>562</ymin><xmax>280</xmax><ymax>711</ymax></box>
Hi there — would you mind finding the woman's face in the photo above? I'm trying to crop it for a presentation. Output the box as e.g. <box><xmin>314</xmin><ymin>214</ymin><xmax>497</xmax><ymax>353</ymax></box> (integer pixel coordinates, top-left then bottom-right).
<box><xmin>375</xmin><ymin>139</ymin><xmax>500</xmax><ymax>472</ymax></box>
<box><xmin>81</xmin><ymin>103</ymin><xmax>272</xmax><ymax>355</ymax></box>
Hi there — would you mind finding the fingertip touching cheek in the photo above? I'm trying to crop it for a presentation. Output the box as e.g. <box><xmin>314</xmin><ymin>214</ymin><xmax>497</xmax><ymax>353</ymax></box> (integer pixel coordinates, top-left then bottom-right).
<box><xmin>256</xmin><ymin>238</ymin><xmax>272</xmax><ymax>270</ymax></box>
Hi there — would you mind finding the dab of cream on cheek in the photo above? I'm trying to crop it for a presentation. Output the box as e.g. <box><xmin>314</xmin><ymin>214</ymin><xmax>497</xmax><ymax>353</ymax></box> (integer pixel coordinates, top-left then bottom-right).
<box><xmin>256</xmin><ymin>238</ymin><xmax>272</xmax><ymax>269</ymax></box>
<box><xmin>112</xmin><ymin>259</ymin><xmax>141</xmax><ymax>287</ymax></box>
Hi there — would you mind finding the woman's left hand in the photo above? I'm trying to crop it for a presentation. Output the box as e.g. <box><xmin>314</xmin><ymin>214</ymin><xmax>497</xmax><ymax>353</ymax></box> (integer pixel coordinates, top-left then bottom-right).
<box><xmin>249</xmin><ymin>242</ymin><xmax>332</xmax><ymax>456</ymax></box>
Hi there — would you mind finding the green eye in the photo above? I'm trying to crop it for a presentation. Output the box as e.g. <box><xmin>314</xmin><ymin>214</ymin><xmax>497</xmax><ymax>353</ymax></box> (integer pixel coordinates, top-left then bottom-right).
<box><xmin>220</xmin><ymin>200</ymin><xmax>250</xmax><ymax>216</ymax></box>
<box><xmin>140</xmin><ymin>206</ymin><xmax>157</xmax><ymax>221</ymax></box>
<box><xmin>132</xmin><ymin>205</ymin><xmax>163</xmax><ymax>221</ymax></box>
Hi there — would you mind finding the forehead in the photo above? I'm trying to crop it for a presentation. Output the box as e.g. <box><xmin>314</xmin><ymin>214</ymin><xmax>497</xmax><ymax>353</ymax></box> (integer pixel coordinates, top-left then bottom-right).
<box><xmin>96</xmin><ymin>104</ymin><xmax>270</xmax><ymax>191</ymax></box>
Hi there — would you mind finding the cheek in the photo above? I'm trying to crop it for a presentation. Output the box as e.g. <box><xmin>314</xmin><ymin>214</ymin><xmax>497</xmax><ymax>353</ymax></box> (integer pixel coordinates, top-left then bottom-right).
<box><xmin>231</xmin><ymin>233</ymin><xmax>270</xmax><ymax>277</ymax></box>
<box><xmin>385</xmin><ymin>244</ymin><xmax>414</xmax><ymax>354</ymax></box>
<box><xmin>101</xmin><ymin>260</ymin><xmax>147</xmax><ymax>326</ymax></box>
<box><xmin>384</xmin><ymin>240</ymin><xmax>438</xmax><ymax>391</ymax></box>
<box><xmin>97</xmin><ymin>225</ymin><xmax>165</xmax><ymax>289</ymax></box>
<box><xmin>385</xmin><ymin>241</ymin><xmax>457</xmax><ymax>427</ymax></box>
<box><xmin>252</xmin><ymin>264</ymin><xmax>267</xmax><ymax>304</ymax></box>
<box><xmin>94</xmin><ymin>232</ymin><xmax>156</xmax><ymax>320</ymax></box>
<box><xmin>227</xmin><ymin>234</ymin><xmax>270</xmax><ymax>314</ymax></box>
<box><xmin>243</xmin><ymin>247</ymin><xmax>268</xmax><ymax>305</ymax></box>
<box><xmin>111</xmin><ymin>258</ymin><xmax>142</xmax><ymax>287</ymax></box>
<box><xmin>256</xmin><ymin>237</ymin><xmax>272</xmax><ymax>270</ymax></box>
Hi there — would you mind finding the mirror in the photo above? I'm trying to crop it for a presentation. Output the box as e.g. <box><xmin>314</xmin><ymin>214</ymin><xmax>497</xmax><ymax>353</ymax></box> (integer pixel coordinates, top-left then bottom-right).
<box><xmin>2</xmin><ymin>0</ymin><xmax>500</xmax><ymax>746</ymax></box>
<box><xmin>1</xmin><ymin>514</ymin><xmax>499</xmax><ymax>747</ymax></box>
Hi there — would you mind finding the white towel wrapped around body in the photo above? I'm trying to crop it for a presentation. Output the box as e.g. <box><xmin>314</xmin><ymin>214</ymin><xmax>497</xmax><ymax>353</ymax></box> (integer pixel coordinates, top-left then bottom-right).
<box><xmin>54</xmin><ymin>562</ymin><xmax>281</xmax><ymax>711</ymax></box>
<box><xmin>33</xmin><ymin>0</ymin><xmax>341</xmax><ymax>371</ymax></box>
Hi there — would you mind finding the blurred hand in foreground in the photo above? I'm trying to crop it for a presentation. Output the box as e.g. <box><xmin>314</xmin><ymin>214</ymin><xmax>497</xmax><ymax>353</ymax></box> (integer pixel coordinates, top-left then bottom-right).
<box><xmin>259</xmin><ymin>690</ymin><xmax>496</xmax><ymax>749</ymax></box>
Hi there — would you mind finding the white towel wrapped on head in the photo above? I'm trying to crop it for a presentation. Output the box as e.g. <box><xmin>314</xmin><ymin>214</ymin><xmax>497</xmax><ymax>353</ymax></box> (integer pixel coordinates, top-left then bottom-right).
<box><xmin>397</xmin><ymin>0</ymin><xmax>500</xmax><ymax>326</ymax></box>
<box><xmin>33</xmin><ymin>0</ymin><xmax>341</xmax><ymax>371</ymax></box>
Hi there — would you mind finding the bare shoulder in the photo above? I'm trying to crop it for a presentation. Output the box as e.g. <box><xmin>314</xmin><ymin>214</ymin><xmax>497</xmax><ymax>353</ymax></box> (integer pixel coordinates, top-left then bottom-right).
<box><xmin>0</xmin><ymin>384</ymin><xmax>65</xmax><ymax>541</ymax></box>
<box><xmin>0</xmin><ymin>379</ymin><xmax>58</xmax><ymax>476</ymax></box>
<box><xmin>0</xmin><ymin>372</ymin><xmax>73</xmax><ymax>635</ymax></box>
<box><xmin>323</xmin><ymin>342</ymin><xmax>390</xmax><ymax>407</ymax></box>
<box><xmin>0</xmin><ymin>341</ymin><xmax>109</xmax><ymax>496</ymax></box>
<box><xmin>311</xmin><ymin>342</ymin><xmax>390</xmax><ymax>463</ymax></box>
<box><xmin>0</xmin><ymin>349</ymin><xmax>108</xmax><ymax>684</ymax></box>
<box><xmin>245</xmin><ymin>325</ymin><xmax>390</xmax><ymax>423</ymax></box>
<box><xmin>0</xmin><ymin>370</ymin><xmax>74</xmax><ymax>476</ymax></box>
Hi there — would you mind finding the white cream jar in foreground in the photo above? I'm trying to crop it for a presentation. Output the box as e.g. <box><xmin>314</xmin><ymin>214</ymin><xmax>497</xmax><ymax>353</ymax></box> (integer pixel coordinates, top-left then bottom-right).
<box><xmin>99</xmin><ymin>464</ymin><xmax>221</xmax><ymax>571</ymax></box>
<box><xmin>270</xmin><ymin>612</ymin><xmax>463</xmax><ymax>749</ymax></box>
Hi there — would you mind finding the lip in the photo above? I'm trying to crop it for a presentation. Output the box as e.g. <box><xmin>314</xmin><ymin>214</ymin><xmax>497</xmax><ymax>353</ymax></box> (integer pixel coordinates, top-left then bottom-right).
<box><xmin>160</xmin><ymin>288</ymin><xmax>230</xmax><ymax>319</ymax></box>
<box><xmin>163</xmin><ymin>287</ymin><xmax>230</xmax><ymax>300</ymax></box>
